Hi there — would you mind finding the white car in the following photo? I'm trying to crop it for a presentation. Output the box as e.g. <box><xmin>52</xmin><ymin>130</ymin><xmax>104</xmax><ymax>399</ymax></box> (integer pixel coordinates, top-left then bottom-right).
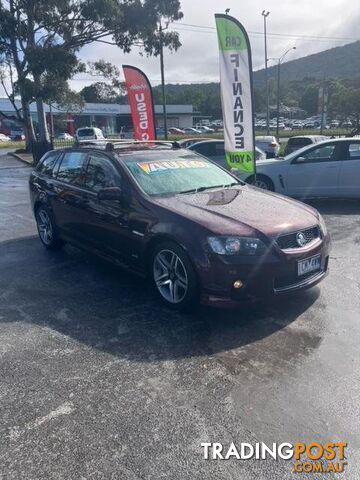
<box><xmin>56</xmin><ymin>132</ymin><xmax>74</xmax><ymax>140</ymax></box>
<box><xmin>195</xmin><ymin>125</ymin><xmax>215</xmax><ymax>133</ymax></box>
<box><xmin>236</xmin><ymin>138</ymin><xmax>360</xmax><ymax>199</ymax></box>
<box><xmin>0</xmin><ymin>133</ymin><xmax>11</xmax><ymax>142</ymax></box>
<box><xmin>76</xmin><ymin>127</ymin><xmax>105</xmax><ymax>142</ymax></box>
<box><xmin>255</xmin><ymin>136</ymin><xmax>280</xmax><ymax>158</ymax></box>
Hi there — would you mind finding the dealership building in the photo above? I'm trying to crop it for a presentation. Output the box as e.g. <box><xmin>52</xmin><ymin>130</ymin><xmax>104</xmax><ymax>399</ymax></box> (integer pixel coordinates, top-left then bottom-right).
<box><xmin>0</xmin><ymin>98</ymin><xmax>195</xmax><ymax>135</ymax></box>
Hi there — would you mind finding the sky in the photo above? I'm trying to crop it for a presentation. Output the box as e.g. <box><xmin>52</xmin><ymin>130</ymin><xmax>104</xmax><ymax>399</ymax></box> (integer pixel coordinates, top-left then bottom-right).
<box><xmin>1</xmin><ymin>0</ymin><xmax>359</xmax><ymax>97</ymax></box>
<box><xmin>70</xmin><ymin>0</ymin><xmax>360</xmax><ymax>91</ymax></box>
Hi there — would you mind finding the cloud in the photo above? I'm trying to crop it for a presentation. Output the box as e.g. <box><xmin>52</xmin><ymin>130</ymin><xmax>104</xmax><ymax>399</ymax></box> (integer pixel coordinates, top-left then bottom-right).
<box><xmin>70</xmin><ymin>0</ymin><xmax>359</xmax><ymax>90</ymax></box>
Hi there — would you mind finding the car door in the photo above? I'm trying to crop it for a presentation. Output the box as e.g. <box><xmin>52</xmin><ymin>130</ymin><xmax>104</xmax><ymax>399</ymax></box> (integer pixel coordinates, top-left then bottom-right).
<box><xmin>81</xmin><ymin>152</ymin><xmax>138</xmax><ymax>265</ymax></box>
<box><xmin>50</xmin><ymin>150</ymin><xmax>90</xmax><ymax>244</ymax></box>
<box><xmin>285</xmin><ymin>142</ymin><xmax>342</xmax><ymax>198</ymax></box>
<box><xmin>338</xmin><ymin>141</ymin><xmax>360</xmax><ymax>197</ymax></box>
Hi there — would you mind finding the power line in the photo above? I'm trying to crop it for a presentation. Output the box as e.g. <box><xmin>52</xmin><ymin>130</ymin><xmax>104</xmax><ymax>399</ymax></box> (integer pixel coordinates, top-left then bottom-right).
<box><xmin>173</xmin><ymin>21</ymin><xmax>360</xmax><ymax>42</ymax></box>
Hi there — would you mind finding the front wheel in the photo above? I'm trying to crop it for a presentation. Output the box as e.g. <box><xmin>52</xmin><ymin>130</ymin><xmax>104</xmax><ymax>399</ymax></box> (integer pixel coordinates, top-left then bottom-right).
<box><xmin>151</xmin><ymin>241</ymin><xmax>199</xmax><ymax>311</ymax></box>
<box><xmin>35</xmin><ymin>205</ymin><xmax>64</xmax><ymax>250</ymax></box>
<box><xmin>247</xmin><ymin>174</ymin><xmax>274</xmax><ymax>191</ymax></box>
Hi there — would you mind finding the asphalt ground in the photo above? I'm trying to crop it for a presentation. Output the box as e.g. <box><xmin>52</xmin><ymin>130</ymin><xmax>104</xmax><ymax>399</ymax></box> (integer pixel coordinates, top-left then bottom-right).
<box><xmin>0</xmin><ymin>154</ymin><xmax>359</xmax><ymax>479</ymax></box>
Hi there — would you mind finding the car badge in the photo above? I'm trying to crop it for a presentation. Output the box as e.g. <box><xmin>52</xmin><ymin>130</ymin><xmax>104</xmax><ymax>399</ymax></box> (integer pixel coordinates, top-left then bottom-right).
<box><xmin>296</xmin><ymin>232</ymin><xmax>307</xmax><ymax>247</ymax></box>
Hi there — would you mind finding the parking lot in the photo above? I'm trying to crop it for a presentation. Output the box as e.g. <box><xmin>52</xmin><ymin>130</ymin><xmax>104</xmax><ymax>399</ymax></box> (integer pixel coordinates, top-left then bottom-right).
<box><xmin>0</xmin><ymin>154</ymin><xmax>359</xmax><ymax>479</ymax></box>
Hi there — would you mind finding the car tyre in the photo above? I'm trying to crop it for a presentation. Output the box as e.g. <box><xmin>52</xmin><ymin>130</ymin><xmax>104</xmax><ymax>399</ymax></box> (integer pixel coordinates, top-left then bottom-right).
<box><xmin>35</xmin><ymin>205</ymin><xmax>64</xmax><ymax>250</ymax></box>
<box><xmin>247</xmin><ymin>174</ymin><xmax>274</xmax><ymax>191</ymax></box>
<box><xmin>151</xmin><ymin>241</ymin><xmax>199</xmax><ymax>312</ymax></box>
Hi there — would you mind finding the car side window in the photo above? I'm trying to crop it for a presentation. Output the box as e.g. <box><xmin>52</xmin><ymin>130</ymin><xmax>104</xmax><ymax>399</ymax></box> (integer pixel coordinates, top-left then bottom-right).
<box><xmin>84</xmin><ymin>154</ymin><xmax>122</xmax><ymax>193</ymax></box>
<box><xmin>193</xmin><ymin>143</ymin><xmax>210</xmax><ymax>156</ymax></box>
<box><xmin>37</xmin><ymin>152</ymin><xmax>60</xmax><ymax>177</ymax></box>
<box><xmin>347</xmin><ymin>143</ymin><xmax>360</xmax><ymax>160</ymax></box>
<box><xmin>295</xmin><ymin>144</ymin><xmax>337</xmax><ymax>164</ymax></box>
<box><xmin>215</xmin><ymin>143</ymin><xmax>225</xmax><ymax>156</ymax></box>
<box><xmin>56</xmin><ymin>151</ymin><xmax>87</xmax><ymax>186</ymax></box>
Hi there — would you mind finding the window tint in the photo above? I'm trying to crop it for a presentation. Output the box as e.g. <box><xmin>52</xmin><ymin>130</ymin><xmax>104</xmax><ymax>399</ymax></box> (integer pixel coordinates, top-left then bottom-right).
<box><xmin>348</xmin><ymin>143</ymin><xmax>360</xmax><ymax>160</ymax></box>
<box><xmin>208</xmin><ymin>143</ymin><xmax>225</xmax><ymax>156</ymax></box>
<box><xmin>57</xmin><ymin>152</ymin><xmax>87</xmax><ymax>185</ymax></box>
<box><xmin>192</xmin><ymin>143</ymin><xmax>210</xmax><ymax>156</ymax></box>
<box><xmin>297</xmin><ymin>144</ymin><xmax>337</xmax><ymax>163</ymax></box>
<box><xmin>289</xmin><ymin>138</ymin><xmax>312</xmax><ymax>146</ymax></box>
<box><xmin>77</xmin><ymin>128</ymin><xmax>95</xmax><ymax>137</ymax></box>
<box><xmin>37</xmin><ymin>152</ymin><xmax>59</xmax><ymax>177</ymax></box>
<box><xmin>84</xmin><ymin>154</ymin><xmax>121</xmax><ymax>192</ymax></box>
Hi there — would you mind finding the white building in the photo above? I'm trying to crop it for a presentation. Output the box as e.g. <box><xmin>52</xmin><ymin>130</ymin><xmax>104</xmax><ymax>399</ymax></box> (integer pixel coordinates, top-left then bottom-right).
<box><xmin>0</xmin><ymin>98</ymin><xmax>195</xmax><ymax>135</ymax></box>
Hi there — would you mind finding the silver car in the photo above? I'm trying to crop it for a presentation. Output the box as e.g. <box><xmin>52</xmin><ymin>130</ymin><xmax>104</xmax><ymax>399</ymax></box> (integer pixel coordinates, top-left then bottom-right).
<box><xmin>236</xmin><ymin>138</ymin><xmax>360</xmax><ymax>199</ymax></box>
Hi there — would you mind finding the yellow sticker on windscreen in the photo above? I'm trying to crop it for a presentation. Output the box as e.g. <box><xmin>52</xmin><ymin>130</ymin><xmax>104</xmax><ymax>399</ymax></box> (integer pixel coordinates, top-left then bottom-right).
<box><xmin>138</xmin><ymin>160</ymin><xmax>210</xmax><ymax>174</ymax></box>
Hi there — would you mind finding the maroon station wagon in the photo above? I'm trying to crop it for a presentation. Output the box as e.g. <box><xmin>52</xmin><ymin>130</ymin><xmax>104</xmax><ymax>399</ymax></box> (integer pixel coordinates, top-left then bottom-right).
<box><xmin>29</xmin><ymin>141</ymin><xmax>330</xmax><ymax>310</ymax></box>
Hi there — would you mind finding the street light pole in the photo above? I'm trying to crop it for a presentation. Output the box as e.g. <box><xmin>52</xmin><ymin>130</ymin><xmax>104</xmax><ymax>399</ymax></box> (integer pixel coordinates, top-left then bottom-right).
<box><xmin>159</xmin><ymin>22</ymin><xmax>168</xmax><ymax>140</ymax></box>
<box><xmin>275</xmin><ymin>47</ymin><xmax>296</xmax><ymax>139</ymax></box>
<box><xmin>262</xmin><ymin>11</ymin><xmax>270</xmax><ymax>135</ymax></box>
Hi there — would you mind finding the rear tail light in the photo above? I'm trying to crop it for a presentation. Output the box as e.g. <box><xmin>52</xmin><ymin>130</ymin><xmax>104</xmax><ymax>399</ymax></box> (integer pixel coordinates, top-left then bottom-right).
<box><xmin>270</xmin><ymin>142</ymin><xmax>277</xmax><ymax>147</ymax></box>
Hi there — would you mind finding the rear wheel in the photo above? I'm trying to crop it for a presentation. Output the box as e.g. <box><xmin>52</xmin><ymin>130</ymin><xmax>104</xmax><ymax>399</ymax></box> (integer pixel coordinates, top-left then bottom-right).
<box><xmin>35</xmin><ymin>205</ymin><xmax>64</xmax><ymax>250</ymax></box>
<box><xmin>151</xmin><ymin>241</ymin><xmax>199</xmax><ymax>311</ymax></box>
<box><xmin>247</xmin><ymin>174</ymin><xmax>274</xmax><ymax>191</ymax></box>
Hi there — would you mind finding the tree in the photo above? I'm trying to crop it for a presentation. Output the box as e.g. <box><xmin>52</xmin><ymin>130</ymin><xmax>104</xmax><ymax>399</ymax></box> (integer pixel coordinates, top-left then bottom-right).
<box><xmin>299</xmin><ymin>84</ymin><xmax>320</xmax><ymax>115</ymax></box>
<box><xmin>0</xmin><ymin>0</ymin><xmax>183</xmax><ymax>154</ymax></box>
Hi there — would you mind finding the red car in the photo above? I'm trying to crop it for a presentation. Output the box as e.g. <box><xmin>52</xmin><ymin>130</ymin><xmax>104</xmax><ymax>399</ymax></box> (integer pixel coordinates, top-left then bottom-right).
<box><xmin>29</xmin><ymin>141</ymin><xmax>330</xmax><ymax>310</ymax></box>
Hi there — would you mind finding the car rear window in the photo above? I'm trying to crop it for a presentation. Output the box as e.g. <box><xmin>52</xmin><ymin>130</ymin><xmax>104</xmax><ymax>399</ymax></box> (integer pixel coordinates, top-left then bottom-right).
<box><xmin>288</xmin><ymin>138</ymin><xmax>312</xmax><ymax>146</ymax></box>
<box><xmin>77</xmin><ymin>128</ymin><xmax>95</xmax><ymax>137</ymax></box>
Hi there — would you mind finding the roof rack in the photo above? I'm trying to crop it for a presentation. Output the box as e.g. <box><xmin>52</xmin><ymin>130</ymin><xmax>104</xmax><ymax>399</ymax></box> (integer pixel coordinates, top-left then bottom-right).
<box><xmin>75</xmin><ymin>139</ymin><xmax>181</xmax><ymax>152</ymax></box>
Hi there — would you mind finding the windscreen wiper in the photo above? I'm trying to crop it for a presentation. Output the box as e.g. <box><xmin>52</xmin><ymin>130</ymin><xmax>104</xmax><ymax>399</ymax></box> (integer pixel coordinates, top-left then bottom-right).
<box><xmin>178</xmin><ymin>184</ymin><xmax>226</xmax><ymax>194</ymax></box>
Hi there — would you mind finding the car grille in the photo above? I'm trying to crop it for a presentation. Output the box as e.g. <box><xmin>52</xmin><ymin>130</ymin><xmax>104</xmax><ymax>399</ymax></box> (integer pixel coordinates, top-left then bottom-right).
<box><xmin>276</xmin><ymin>226</ymin><xmax>320</xmax><ymax>250</ymax></box>
<box><xmin>274</xmin><ymin>270</ymin><xmax>320</xmax><ymax>290</ymax></box>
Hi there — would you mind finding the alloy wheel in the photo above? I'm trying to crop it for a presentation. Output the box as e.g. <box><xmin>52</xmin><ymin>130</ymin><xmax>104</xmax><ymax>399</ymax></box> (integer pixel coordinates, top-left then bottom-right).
<box><xmin>254</xmin><ymin>179</ymin><xmax>270</xmax><ymax>190</ymax></box>
<box><xmin>37</xmin><ymin>209</ymin><xmax>53</xmax><ymax>245</ymax></box>
<box><xmin>153</xmin><ymin>249</ymin><xmax>188</xmax><ymax>304</ymax></box>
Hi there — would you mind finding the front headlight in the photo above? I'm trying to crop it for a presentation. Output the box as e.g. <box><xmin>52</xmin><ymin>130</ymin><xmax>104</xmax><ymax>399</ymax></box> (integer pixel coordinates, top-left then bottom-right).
<box><xmin>208</xmin><ymin>236</ymin><xmax>267</xmax><ymax>256</ymax></box>
<box><xmin>319</xmin><ymin>214</ymin><xmax>328</xmax><ymax>236</ymax></box>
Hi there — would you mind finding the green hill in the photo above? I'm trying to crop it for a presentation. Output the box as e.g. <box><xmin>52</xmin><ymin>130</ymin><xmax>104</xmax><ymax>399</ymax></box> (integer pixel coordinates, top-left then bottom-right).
<box><xmin>253</xmin><ymin>41</ymin><xmax>360</xmax><ymax>86</ymax></box>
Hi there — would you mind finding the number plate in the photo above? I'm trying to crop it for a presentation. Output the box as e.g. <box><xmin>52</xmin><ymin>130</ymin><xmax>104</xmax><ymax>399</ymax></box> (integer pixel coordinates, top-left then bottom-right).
<box><xmin>297</xmin><ymin>254</ymin><xmax>321</xmax><ymax>276</ymax></box>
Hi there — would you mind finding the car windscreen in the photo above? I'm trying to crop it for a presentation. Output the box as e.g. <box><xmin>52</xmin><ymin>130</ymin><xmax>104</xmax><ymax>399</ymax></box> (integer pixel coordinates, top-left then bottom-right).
<box><xmin>123</xmin><ymin>151</ymin><xmax>240</xmax><ymax>196</ymax></box>
<box><xmin>77</xmin><ymin>128</ymin><xmax>95</xmax><ymax>137</ymax></box>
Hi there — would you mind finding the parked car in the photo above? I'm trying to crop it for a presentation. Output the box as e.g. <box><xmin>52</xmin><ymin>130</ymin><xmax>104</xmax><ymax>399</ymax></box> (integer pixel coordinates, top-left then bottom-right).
<box><xmin>168</xmin><ymin>128</ymin><xmax>185</xmax><ymax>135</ymax></box>
<box><xmin>195</xmin><ymin>125</ymin><xmax>215</xmax><ymax>133</ymax></box>
<box><xmin>0</xmin><ymin>133</ymin><xmax>11</xmax><ymax>142</ymax></box>
<box><xmin>76</xmin><ymin>127</ymin><xmax>105</xmax><ymax>142</ymax></box>
<box><xmin>255</xmin><ymin>136</ymin><xmax>280</xmax><ymax>158</ymax></box>
<box><xmin>183</xmin><ymin>127</ymin><xmax>202</xmax><ymax>135</ymax></box>
<box><xmin>236</xmin><ymin>138</ymin><xmax>360</xmax><ymax>199</ymax></box>
<box><xmin>188</xmin><ymin>140</ymin><xmax>266</xmax><ymax>169</ymax></box>
<box><xmin>176</xmin><ymin>138</ymin><xmax>210</xmax><ymax>149</ymax></box>
<box><xmin>10</xmin><ymin>132</ymin><xmax>26</xmax><ymax>141</ymax></box>
<box><xmin>29</xmin><ymin>141</ymin><xmax>330</xmax><ymax>310</ymax></box>
<box><xmin>284</xmin><ymin>135</ymin><xmax>328</xmax><ymax>156</ymax></box>
<box><xmin>56</xmin><ymin>133</ymin><xmax>74</xmax><ymax>141</ymax></box>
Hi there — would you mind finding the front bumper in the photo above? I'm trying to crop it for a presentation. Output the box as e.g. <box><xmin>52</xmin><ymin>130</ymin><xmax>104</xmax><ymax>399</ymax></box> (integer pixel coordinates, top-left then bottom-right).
<box><xmin>199</xmin><ymin>237</ymin><xmax>330</xmax><ymax>307</ymax></box>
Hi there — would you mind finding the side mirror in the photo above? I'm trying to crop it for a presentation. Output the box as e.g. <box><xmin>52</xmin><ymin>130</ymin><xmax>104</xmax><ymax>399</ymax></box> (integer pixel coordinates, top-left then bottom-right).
<box><xmin>295</xmin><ymin>156</ymin><xmax>306</xmax><ymax>163</ymax></box>
<box><xmin>97</xmin><ymin>187</ymin><xmax>123</xmax><ymax>201</ymax></box>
